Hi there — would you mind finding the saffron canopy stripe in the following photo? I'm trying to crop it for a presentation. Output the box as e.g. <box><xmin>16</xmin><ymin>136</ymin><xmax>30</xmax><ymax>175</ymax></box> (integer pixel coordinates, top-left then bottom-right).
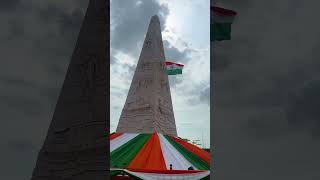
<box><xmin>127</xmin><ymin>133</ymin><xmax>167</xmax><ymax>170</ymax></box>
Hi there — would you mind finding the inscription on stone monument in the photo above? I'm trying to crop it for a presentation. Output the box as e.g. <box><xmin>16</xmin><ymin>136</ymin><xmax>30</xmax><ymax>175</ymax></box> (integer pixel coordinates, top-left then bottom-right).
<box><xmin>116</xmin><ymin>15</ymin><xmax>177</xmax><ymax>136</ymax></box>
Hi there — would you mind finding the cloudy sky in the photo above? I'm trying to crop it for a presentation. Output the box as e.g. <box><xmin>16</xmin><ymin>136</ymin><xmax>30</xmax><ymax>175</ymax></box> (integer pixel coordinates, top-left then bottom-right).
<box><xmin>110</xmin><ymin>0</ymin><xmax>210</xmax><ymax>147</ymax></box>
<box><xmin>213</xmin><ymin>0</ymin><xmax>320</xmax><ymax>179</ymax></box>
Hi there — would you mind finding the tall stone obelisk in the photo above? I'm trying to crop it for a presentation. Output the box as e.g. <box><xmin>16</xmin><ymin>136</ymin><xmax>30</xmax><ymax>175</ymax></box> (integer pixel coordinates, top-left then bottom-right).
<box><xmin>31</xmin><ymin>0</ymin><xmax>108</xmax><ymax>179</ymax></box>
<box><xmin>116</xmin><ymin>15</ymin><xmax>177</xmax><ymax>136</ymax></box>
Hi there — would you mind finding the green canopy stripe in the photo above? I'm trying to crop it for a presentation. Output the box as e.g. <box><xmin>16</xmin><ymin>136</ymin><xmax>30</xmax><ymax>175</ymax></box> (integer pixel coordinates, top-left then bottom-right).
<box><xmin>110</xmin><ymin>134</ymin><xmax>151</xmax><ymax>168</ymax></box>
<box><xmin>164</xmin><ymin>135</ymin><xmax>210</xmax><ymax>170</ymax></box>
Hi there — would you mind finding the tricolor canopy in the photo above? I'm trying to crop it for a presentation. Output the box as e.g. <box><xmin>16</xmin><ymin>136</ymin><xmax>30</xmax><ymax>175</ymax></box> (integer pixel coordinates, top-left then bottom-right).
<box><xmin>110</xmin><ymin>133</ymin><xmax>210</xmax><ymax>179</ymax></box>
<box><xmin>211</xmin><ymin>6</ymin><xmax>237</xmax><ymax>41</ymax></box>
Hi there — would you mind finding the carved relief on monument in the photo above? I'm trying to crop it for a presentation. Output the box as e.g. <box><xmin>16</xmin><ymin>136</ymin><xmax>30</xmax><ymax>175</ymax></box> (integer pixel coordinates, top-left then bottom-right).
<box><xmin>129</xmin><ymin>78</ymin><xmax>154</xmax><ymax>95</ymax></box>
<box><xmin>160</xmin><ymin>80</ymin><xmax>166</xmax><ymax>88</ymax></box>
<box><xmin>140</xmin><ymin>79</ymin><xmax>153</xmax><ymax>88</ymax></box>
<box><xmin>52</xmin><ymin>127</ymin><xmax>71</xmax><ymax>145</ymax></box>
<box><xmin>124</xmin><ymin>97</ymin><xmax>151</xmax><ymax>112</ymax></box>
<box><xmin>78</xmin><ymin>52</ymin><xmax>98</xmax><ymax>97</ymax></box>
<box><xmin>166</xmin><ymin>83</ymin><xmax>170</xmax><ymax>92</ymax></box>
<box><xmin>159</xmin><ymin>48</ymin><xmax>165</xmax><ymax>59</ymax></box>
<box><xmin>159</xmin><ymin>61</ymin><xmax>166</xmax><ymax>70</ymax></box>
<box><xmin>95</xmin><ymin>4</ymin><xmax>106</xmax><ymax>25</ymax></box>
<box><xmin>144</xmin><ymin>38</ymin><xmax>152</xmax><ymax>47</ymax></box>
<box><xmin>137</xmin><ymin>61</ymin><xmax>153</xmax><ymax>72</ymax></box>
<box><xmin>158</xmin><ymin>98</ymin><xmax>174</xmax><ymax>115</ymax></box>
<box><xmin>160</xmin><ymin>80</ymin><xmax>170</xmax><ymax>92</ymax></box>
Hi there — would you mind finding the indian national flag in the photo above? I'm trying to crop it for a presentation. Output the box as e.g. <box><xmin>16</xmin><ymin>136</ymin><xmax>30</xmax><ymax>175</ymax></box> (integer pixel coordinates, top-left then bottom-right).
<box><xmin>165</xmin><ymin>61</ymin><xmax>184</xmax><ymax>75</ymax></box>
<box><xmin>211</xmin><ymin>6</ymin><xmax>237</xmax><ymax>41</ymax></box>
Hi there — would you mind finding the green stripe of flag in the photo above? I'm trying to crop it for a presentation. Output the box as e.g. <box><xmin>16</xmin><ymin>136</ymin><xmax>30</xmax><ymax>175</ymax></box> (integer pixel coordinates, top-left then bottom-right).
<box><xmin>166</xmin><ymin>69</ymin><xmax>182</xmax><ymax>75</ymax></box>
<box><xmin>211</xmin><ymin>23</ymin><xmax>232</xmax><ymax>41</ymax></box>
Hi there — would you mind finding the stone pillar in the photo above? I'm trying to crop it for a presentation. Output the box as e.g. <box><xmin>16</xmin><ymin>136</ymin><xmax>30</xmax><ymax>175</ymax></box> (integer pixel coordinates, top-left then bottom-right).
<box><xmin>31</xmin><ymin>0</ymin><xmax>109</xmax><ymax>179</ymax></box>
<box><xmin>116</xmin><ymin>15</ymin><xmax>177</xmax><ymax>136</ymax></box>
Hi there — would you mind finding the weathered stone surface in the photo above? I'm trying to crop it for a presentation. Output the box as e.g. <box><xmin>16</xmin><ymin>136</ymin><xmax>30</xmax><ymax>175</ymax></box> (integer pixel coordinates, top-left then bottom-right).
<box><xmin>116</xmin><ymin>15</ymin><xmax>177</xmax><ymax>136</ymax></box>
<box><xmin>31</xmin><ymin>0</ymin><xmax>109</xmax><ymax>179</ymax></box>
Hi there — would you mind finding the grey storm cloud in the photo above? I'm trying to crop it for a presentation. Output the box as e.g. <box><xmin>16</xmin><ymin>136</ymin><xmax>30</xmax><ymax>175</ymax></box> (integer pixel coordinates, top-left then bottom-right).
<box><xmin>163</xmin><ymin>40</ymin><xmax>193</xmax><ymax>63</ymax></box>
<box><xmin>212</xmin><ymin>0</ymin><xmax>320</xmax><ymax>179</ymax></box>
<box><xmin>0</xmin><ymin>0</ymin><xmax>21</xmax><ymax>11</ymax></box>
<box><xmin>199</xmin><ymin>87</ymin><xmax>210</xmax><ymax>105</ymax></box>
<box><xmin>0</xmin><ymin>0</ymin><xmax>90</xmax><ymax>179</ymax></box>
<box><xmin>286</xmin><ymin>80</ymin><xmax>320</xmax><ymax>134</ymax></box>
<box><xmin>110</xmin><ymin>0</ymin><xmax>194</xmax><ymax>90</ymax></box>
<box><xmin>111</xmin><ymin>0</ymin><xmax>169</xmax><ymax>57</ymax></box>
<box><xmin>165</xmin><ymin>38</ymin><xmax>194</xmax><ymax>88</ymax></box>
<box><xmin>110</xmin><ymin>0</ymin><xmax>192</xmax><ymax>64</ymax></box>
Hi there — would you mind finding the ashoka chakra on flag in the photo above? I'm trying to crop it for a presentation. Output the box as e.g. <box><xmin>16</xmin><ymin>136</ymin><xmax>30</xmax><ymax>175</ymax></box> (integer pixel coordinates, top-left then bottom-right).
<box><xmin>165</xmin><ymin>61</ymin><xmax>184</xmax><ymax>75</ymax></box>
<box><xmin>110</xmin><ymin>132</ymin><xmax>210</xmax><ymax>179</ymax></box>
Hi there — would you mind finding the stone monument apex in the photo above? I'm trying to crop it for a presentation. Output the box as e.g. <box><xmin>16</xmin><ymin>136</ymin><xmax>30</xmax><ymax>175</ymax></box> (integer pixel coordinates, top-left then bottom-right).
<box><xmin>116</xmin><ymin>15</ymin><xmax>178</xmax><ymax>136</ymax></box>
